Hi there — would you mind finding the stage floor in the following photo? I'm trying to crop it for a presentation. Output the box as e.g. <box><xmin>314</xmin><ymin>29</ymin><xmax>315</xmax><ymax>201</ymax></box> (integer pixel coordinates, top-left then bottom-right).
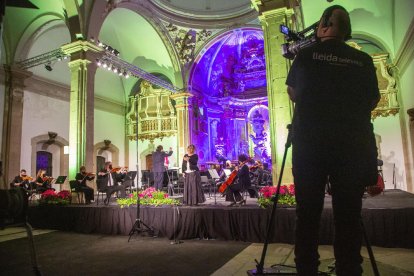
<box><xmin>28</xmin><ymin>189</ymin><xmax>414</xmax><ymax>248</ymax></box>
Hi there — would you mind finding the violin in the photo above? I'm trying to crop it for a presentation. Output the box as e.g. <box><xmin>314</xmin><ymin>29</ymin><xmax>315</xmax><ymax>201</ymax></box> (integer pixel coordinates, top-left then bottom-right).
<box><xmin>22</xmin><ymin>176</ymin><xmax>33</xmax><ymax>181</ymax></box>
<box><xmin>111</xmin><ymin>166</ymin><xmax>128</xmax><ymax>173</ymax></box>
<box><xmin>82</xmin><ymin>172</ymin><xmax>96</xmax><ymax>176</ymax></box>
<box><xmin>110</xmin><ymin>167</ymin><xmax>122</xmax><ymax>173</ymax></box>
<box><xmin>42</xmin><ymin>176</ymin><xmax>54</xmax><ymax>182</ymax></box>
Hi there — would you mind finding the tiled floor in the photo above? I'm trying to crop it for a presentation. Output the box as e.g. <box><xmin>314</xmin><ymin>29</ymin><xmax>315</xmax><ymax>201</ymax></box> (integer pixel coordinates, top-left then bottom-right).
<box><xmin>212</xmin><ymin>243</ymin><xmax>414</xmax><ymax>275</ymax></box>
<box><xmin>2</xmin><ymin>227</ymin><xmax>413</xmax><ymax>275</ymax></box>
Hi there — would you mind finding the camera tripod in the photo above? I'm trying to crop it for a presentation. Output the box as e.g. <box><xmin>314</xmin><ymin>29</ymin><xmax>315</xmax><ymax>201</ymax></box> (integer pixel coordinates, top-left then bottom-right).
<box><xmin>128</xmin><ymin>194</ymin><xmax>155</xmax><ymax>242</ymax></box>
<box><xmin>247</xmin><ymin>124</ymin><xmax>380</xmax><ymax>276</ymax></box>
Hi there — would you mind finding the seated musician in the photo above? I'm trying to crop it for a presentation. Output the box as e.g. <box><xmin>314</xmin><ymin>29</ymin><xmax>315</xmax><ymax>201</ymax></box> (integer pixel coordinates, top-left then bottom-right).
<box><xmin>10</xmin><ymin>169</ymin><xmax>31</xmax><ymax>191</ymax></box>
<box><xmin>35</xmin><ymin>169</ymin><xmax>53</xmax><ymax>193</ymax></box>
<box><xmin>118</xmin><ymin>166</ymin><xmax>133</xmax><ymax>190</ymax></box>
<box><xmin>97</xmin><ymin>161</ymin><xmax>126</xmax><ymax>205</ymax></box>
<box><xmin>250</xmin><ymin>160</ymin><xmax>265</xmax><ymax>186</ymax></box>
<box><xmin>75</xmin><ymin>166</ymin><xmax>95</xmax><ymax>204</ymax></box>
<box><xmin>225</xmin><ymin>154</ymin><xmax>251</xmax><ymax>206</ymax></box>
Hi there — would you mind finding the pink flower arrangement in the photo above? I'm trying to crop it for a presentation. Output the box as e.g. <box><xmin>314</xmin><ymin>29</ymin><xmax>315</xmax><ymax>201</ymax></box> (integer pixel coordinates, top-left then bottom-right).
<box><xmin>117</xmin><ymin>187</ymin><xmax>179</xmax><ymax>208</ymax></box>
<box><xmin>258</xmin><ymin>184</ymin><xmax>296</xmax><ymax>208</ymax></box>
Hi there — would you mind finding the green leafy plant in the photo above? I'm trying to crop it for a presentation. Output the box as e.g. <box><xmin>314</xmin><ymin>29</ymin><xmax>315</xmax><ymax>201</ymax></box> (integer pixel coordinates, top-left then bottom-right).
<box><xmin>117</xmin><ymin>187</ymin><xmax>179</xmax><ymax>208</ymax></box>
<box><xmin>257</xmin><ymin>184</ymin><xmax>296</xmax><ymax>208</ymax></box>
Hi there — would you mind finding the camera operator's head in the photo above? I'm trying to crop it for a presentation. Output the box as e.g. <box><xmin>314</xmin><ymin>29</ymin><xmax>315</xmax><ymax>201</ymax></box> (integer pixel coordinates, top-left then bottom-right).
<box><xmin>317</xmin><ymin>5</ymin><xmax>351</xmax><ymax>42</ymax></box>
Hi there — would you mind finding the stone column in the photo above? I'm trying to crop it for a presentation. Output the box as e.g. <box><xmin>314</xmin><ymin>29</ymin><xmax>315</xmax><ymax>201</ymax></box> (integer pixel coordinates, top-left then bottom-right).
<box><xmin>61</xmin><ymin>41</ymin><xmax>102</xmax><ymax>179</ymax></box>
<box><xmin>252</xmin><ymin>0</ymin><xmax>296</xmax><ymax>184</ymax></box>
<box><xmin>1</xmin><ymin>67</ymin><xmax>32</xmax><ymax>189</ymax></box>
<box><xmin>170</xmin><ymin>92</ymin><xmax>193</xmax><ymax>162</ymax></box>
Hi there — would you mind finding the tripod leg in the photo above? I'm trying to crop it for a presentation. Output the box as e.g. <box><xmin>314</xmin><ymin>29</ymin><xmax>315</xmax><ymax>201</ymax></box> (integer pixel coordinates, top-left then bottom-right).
<box><xmin>361</xmin><ymin>218</ymin><xmax>380</xmax><ymax>276</ymax></box>
<box><xmin>24</xmin><ymin>221</ymin><xmax>41</xmax><ymax>276</ymax></box>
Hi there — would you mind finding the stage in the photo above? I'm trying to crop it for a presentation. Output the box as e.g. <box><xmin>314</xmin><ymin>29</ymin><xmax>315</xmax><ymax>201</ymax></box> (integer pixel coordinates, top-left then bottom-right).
<box><xmin>27</xmin><ymin>189</ymin><xmax>414</xmax><ymax>248</ymax></box>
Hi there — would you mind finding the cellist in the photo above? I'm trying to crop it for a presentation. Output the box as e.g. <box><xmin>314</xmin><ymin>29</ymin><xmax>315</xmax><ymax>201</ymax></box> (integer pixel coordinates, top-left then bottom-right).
<box><xmin>75</xmin><ymin>166</ymin><xmax>95</xmax><ymax>204</ymax></box>
<box><xmin>225</xmin><ymin>154</ymin><xmax>251</xmax><ymax>206</ymax></box>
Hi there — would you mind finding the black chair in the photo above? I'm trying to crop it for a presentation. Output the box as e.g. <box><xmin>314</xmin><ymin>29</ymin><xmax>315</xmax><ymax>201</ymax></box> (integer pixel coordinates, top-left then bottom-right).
<box><xmin>122</xmin><ymin>179</ymin><xmax>134</xmax><ymax>195</ymax></box>
<box><xmin>200</xmin><ymin>175</ymin><xmax>212</xmax><ymax>197</ymax></box>
<box><xmin>69</xmin><ymin>180</ymin><xmax>84</xmax><ymax>204</ymax></box>
<box><xmin>96</xmin><ymin>179</ymin><xmax>108</xmax><ymax>205</ymax></box>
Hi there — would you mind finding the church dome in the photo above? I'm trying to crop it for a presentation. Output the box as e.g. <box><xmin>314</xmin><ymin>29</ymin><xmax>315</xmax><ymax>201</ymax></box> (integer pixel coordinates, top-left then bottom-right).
<box><xmin>189</xmin><ymin>27</ymin><xmax>267</xmax><ymax>99</ymax></box>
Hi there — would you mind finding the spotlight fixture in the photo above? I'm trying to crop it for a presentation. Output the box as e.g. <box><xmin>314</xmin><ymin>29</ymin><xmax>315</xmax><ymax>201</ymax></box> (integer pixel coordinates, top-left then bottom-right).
<box><xmin>45</xmin><ymin>62</ymin><xmax>52</xmax><ymax>71</ymax></box>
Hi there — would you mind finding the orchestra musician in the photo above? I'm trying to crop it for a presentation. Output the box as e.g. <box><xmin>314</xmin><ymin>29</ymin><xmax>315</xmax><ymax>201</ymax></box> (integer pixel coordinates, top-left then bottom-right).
<box><xmin>97</xmin><ymin>161</ymin><xmax>126</xmax><ymax>205</ymax></box>
<box><xmin>75</xmin><ymin>166</ymin><xmax>95</xmax><ymax>204</ymax></box>
<box><xmin>10</xmin><ymin>169</ymin><xmax>32</xmax><ymax>190</ymax></box>
<box><xmin>225</xmin><ymin>154</ymin><xmax>251</xmax><ymax>206</ymax></box>
<box><xmin>35</xmin><ymin>169</ymin><xmax>53</xmax><ymax>193</ymax></box>
<box><xmin>152</xmin><ymin>145</ymin><xmax>173</xmax><ymax>191</ymax></box>
<box><xmin>182</xmin><ymin>144</ymin><xmax>205</xmax><ymax>206</ymax></box>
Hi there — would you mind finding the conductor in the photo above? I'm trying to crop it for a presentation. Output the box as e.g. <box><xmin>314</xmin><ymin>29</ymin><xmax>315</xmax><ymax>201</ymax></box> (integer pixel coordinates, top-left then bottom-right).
<box><xmin>152</xmin><ymin>145</ymin><xmax>173</xmax><ymax>191</ymax></box>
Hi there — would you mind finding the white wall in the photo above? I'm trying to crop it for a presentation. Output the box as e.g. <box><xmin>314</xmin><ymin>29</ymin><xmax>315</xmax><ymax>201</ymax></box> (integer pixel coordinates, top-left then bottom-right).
<box><xmin>21</xmin><ymin>91</ymin><xmax>69</xmax><ymax>176</ymax></box>
<box><xmin>94</xmin><ymin>109</ymin><xmax>125</xmax><ymax>166</ymax></box>
<box><xmin>301</xmin><ymin>0</ymin><xmax>394</xmax><ymax>55</ymax></box>
<box><xmin>373</xmin><ymin>115</ymin><xmax>406</xmax><ymax>190</ymax></box>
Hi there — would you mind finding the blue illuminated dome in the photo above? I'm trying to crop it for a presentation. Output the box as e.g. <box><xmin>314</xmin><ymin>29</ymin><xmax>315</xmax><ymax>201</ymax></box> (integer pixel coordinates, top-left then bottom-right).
<box><xmin>190</xmin><ymin>27</ymin><xmax>266</xmax><ymax>99</ymax></box>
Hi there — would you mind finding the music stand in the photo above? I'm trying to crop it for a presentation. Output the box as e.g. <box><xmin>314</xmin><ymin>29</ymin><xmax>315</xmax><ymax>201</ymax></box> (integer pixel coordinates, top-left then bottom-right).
<box><xmin>54</xmin><ymin>176</ymin><xmax>67</xmax><ymax>192</ymax></box>
<box><xmin>127</xmin><ymin>171</ymin><xmax>137</xmax><ymax>191</ymax></box>
<box><xmin>208</xmin><ymin>169</ymin><xmax>220</xmax><ymax>205</ymax></box>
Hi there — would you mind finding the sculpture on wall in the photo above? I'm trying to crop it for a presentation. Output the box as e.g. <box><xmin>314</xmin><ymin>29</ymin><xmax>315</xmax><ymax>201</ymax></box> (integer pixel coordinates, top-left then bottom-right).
<box><xmin>249</xmin><ymin>110</ymin><xmax>270</xmax><ymax>164</ymax></box>
<box><xmin>215</xmin><ymin>136</ymin><xmax>227</xmax><ymax>165</ymax></box>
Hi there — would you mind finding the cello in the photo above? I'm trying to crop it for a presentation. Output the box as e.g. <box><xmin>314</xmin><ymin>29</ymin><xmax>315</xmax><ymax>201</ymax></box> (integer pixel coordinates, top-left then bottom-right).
<box><xmin>218</xmin><ymin>170</ymin><xmax>237</xmax><ymax>194</ymax></box>
<box><xmin>218</xmin><ymin>160</ymin><xmax>248</xmax><ymax>194</ymax></box>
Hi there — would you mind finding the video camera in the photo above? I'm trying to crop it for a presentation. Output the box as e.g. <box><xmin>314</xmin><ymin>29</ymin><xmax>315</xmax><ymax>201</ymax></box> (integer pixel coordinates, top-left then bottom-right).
<box><xmin>280</xmin><ymin>22</ymin><xmax>318</xmax><ymax>59</ymax></box>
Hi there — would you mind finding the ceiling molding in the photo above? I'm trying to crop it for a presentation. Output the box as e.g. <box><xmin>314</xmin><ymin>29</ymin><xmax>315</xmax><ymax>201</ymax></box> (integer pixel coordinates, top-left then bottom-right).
<box><xmin>143</xmin><ymin>0</ymin><xmax>258</xmax><ymax>29</ymax></box>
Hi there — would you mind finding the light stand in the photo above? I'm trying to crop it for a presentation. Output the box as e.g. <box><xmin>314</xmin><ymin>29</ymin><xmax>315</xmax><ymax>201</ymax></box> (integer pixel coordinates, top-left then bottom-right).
<box><xmin>128</xmin><ymin>194</ymin><xmax>155</xmax><ymax>242</ymax></box>
<box><xmin>127</xmin><ymin>93</ymin><xmax>156</xmax><ymax>242</ymax></box>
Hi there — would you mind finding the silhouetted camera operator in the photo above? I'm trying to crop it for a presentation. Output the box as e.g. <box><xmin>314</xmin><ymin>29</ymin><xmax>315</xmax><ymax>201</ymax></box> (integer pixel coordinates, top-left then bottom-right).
<box><xmin>286</xmin><ymin>5</ymin><xmax>380</xmax><ymax>276</ymax></box>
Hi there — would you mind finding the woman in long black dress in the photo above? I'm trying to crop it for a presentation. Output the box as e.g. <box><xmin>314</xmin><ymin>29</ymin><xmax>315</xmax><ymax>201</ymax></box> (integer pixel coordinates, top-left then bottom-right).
<box><xmin>182</xmin><ymin>144</ymin><xmax>205</xmax><ymax>205</ymax></box>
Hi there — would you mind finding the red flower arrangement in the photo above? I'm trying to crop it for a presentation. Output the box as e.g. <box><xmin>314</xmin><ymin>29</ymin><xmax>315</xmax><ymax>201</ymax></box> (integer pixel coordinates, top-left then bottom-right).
<box><xmin>258</xmin><ymin>184</ymin><xmax>296</xmax><ymax>208</ymax></box>
<box><xmin>39</xmin><ymin>189</ymin><xmax>71</xmax><ymax>205</ymax></box>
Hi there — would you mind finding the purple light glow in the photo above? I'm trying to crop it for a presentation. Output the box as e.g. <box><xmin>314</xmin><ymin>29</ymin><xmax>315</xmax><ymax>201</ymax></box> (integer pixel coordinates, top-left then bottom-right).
<box><xmin>189</xmin><ymin>28</ymin><xmax>271</xmax><ymax>170</ymax></box>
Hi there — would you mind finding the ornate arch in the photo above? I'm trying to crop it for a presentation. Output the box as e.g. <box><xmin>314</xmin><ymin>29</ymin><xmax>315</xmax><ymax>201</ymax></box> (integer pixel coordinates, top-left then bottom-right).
<box><xmin>30</xmin><ymin>134</ymin><xmax>69</xmax><ymax>178</ymax></box>
<box><xmin>14</xmin><ymin>14</ymin><xmax>67</xmax><ymax>63</ymax></box>
<box><xmin>93</xmin><ymin>140</ymin><xmax>120</xmax><ymax>172</ymax></box>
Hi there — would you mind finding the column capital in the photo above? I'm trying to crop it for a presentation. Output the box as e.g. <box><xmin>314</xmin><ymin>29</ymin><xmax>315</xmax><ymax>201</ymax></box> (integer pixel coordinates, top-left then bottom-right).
<box><xmin>61</xmin><ymin>40</ymin><xmax>103</xmax><ymax>63</ymax></box>
<box><xmin>251</xmin><ymin>0</ymin><xmax>296</xmax><ymax>14</ymax></box>
<box><xmin>170</xmin><ymin>92</ymin><xmax>194</xmax><ymax>109</ymax></box>
<box><xmin>61</xmin><ymin>40</ymin><xmax>103</xmax><ymax>56</ymax></box>
<box><xmin>170</xmin><ymin>91</ymin><xmax>194</xmax><ymax>100</ymax></box>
